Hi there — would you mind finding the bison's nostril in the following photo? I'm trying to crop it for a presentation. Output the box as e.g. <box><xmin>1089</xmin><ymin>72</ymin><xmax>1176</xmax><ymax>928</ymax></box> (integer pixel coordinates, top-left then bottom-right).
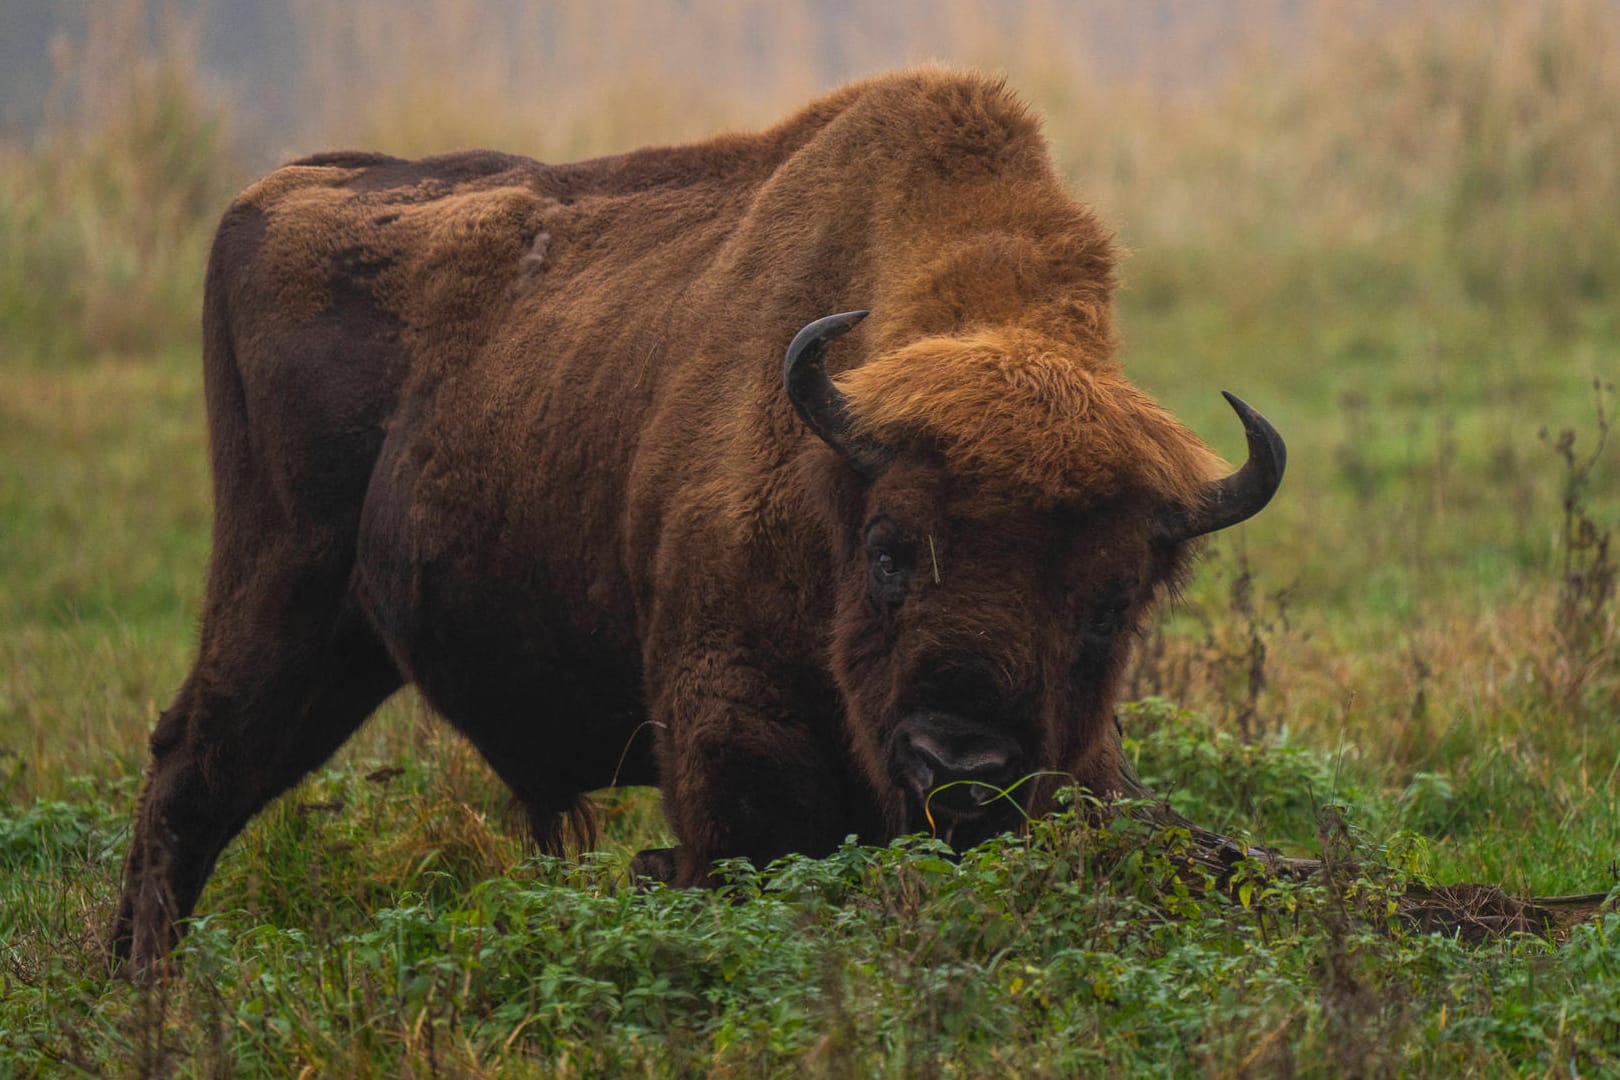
<box><xmin>901</xmin><ymin>730</ymin><xmax>1015</xmax><ymax>790</ymax></box>
<box><xmin>907</xmin><ymin>755</ymin><xmax>935</xmax><ymax>793</ymax></box>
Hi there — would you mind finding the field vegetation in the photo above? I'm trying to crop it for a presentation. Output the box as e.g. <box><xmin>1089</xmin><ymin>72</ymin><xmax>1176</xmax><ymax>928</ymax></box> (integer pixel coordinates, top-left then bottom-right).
<box><xmin>3</xmin><ymin>1</ymin><xmax>1618</xmax><ymax>1074</ymax></box>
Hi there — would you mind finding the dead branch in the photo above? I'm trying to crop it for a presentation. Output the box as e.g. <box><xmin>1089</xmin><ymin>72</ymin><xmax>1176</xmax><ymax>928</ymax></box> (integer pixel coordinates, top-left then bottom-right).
<box><xmin>1111</xmin><ymin>745</ymin><xmax>1612</xmax><ymax>942</ymax></box>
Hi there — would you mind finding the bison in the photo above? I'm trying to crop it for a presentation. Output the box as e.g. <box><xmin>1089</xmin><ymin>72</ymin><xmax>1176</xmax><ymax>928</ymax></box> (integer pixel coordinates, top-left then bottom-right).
<box><xmin>112</xmin><ymin>69</ymin><xmax>1284</xmax><ymax>968</ymax></box>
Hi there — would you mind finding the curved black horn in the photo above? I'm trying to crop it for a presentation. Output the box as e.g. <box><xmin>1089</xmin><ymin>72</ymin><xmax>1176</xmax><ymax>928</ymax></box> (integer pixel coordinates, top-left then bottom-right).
<box><xmin>1162</xmin><ymin>392</ymin><xmax>1287</xmax><ymax>541</ymax></box>
<box><xmin>783</xmin><ymin>310</ymin><xmax>892</xmax><ymax>477</ymax></box>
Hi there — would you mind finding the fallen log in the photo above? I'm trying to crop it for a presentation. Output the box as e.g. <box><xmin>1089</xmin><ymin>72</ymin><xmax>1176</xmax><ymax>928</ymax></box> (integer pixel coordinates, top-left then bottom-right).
<box><xmin>1111</xmin><ymin>750</ymin><xmax>1613</xmax><ymax>943</ymax></box>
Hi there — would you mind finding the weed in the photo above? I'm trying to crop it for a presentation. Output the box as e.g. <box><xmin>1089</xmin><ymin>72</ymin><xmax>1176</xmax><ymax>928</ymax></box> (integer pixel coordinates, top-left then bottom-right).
<box><xmin>1536</xmin><ymin>379</ymin><xmax>1617</xmax><ymax>714</ymax></box>
<box><xmin>1128</xmin><ymin>543</ymin><xmax>1296</xmax><ymax>743</ymax></box>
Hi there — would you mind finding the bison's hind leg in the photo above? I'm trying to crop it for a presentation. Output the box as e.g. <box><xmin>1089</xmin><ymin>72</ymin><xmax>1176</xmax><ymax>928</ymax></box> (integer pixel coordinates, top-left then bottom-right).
<box><xmin>110</xmin><ymin>597</ymin><xmax>402</xmax><ymax>973</ymax></box>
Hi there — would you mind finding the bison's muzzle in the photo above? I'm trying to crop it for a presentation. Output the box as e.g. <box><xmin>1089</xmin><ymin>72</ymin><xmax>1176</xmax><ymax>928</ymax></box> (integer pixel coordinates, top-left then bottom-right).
<box><xmin>889</xmin><ymin>713</ymin><xmax>1025</xmax><ymax>841</ymax></box>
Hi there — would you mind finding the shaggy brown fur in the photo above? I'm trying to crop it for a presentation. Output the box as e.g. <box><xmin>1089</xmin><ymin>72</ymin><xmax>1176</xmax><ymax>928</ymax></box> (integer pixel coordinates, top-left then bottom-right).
<box><xmin>111</xmin><ymin>69</ymin><xmax>1268</xmax><ymax>970</ymax></box>
<box><xmin>840</xmin><ymin>328</ymin><xmax>1224</xmax><ymax>507</ymax></box>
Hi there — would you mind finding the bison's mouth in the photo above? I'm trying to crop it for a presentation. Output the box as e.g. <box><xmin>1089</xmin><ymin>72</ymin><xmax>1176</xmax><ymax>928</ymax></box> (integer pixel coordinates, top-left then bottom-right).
<box><xmin>888</xmin><ymin>712</ymin><xmax>1028</xmax><ymax>847</ymax></box>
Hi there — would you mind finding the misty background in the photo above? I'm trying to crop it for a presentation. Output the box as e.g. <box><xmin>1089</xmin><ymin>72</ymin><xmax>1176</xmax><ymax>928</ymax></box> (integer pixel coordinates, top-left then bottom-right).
<box><xmin>5</xmin><ymin>0</ymin><xmax>1333</xmax><ymax>162</ymax></box>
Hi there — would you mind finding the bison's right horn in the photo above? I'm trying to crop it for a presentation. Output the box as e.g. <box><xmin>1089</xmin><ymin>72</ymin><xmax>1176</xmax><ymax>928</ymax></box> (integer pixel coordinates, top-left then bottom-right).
<box><xmin>784</xmin><ymin>310</ymin><xmax>892</xmax><ymax>478</ymax></box>
<box><xmin>1159</xmin><ymin>391</ymin><xmax>1286</xmax><ymax>542</ymax></box>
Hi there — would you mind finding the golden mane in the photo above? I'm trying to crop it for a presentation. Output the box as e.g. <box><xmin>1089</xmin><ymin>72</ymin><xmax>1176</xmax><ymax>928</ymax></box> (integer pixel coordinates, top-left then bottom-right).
<box><xmin>837</xmin><ymin>328</ymin><xmax>1226</xmax><ymax>508</ymax></box>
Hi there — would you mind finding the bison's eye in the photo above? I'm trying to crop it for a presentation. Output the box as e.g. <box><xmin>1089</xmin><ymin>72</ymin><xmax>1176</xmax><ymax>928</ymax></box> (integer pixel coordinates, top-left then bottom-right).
<box><xmin>1087</xmin><ymin>602</ymin><xmax>1128</xmax><ymax>641</ymax></box>
<box><xmin>1082</xmin><ymin>577</ymin><xmax>1139</xmax><ymax>646</ymax></box>
<box><xmin>865</xmin><ymin>523</ymin><xmax>914</xmax><ymax>608</ymax></box>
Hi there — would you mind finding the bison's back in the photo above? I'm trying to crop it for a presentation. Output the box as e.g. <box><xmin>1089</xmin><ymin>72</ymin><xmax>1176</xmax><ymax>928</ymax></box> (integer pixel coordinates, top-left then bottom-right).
<box><xmin>198</xmin><ymin>139</ymin><xmax>786</xmax><ymax>703</ymax></box>
<box><xmin>201</xmin><ymin>151</ymin><xmax>551</xmax><ymax>538</ymax></box>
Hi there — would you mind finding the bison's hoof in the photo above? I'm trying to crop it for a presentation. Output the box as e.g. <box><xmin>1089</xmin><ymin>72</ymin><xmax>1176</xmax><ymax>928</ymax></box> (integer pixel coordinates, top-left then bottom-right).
<box><xmin>629</xmin><ymin>846</ymin><xmax>679</xmax><ymax>885</ymax></box>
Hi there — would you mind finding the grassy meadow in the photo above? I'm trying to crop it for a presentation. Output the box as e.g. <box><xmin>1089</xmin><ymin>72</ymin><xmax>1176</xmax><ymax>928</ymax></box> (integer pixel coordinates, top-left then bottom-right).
<box><xmin>3</xmin><ymin>1</ymin><xmax>1619</xmax><ymax>1074</ymax></box>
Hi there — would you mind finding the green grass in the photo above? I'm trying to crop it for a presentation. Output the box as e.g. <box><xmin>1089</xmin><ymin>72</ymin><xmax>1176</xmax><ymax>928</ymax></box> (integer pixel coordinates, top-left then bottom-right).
<box><xmin>2</xmin><ymin>755</ymin><xmax>1618</xmax><ymax>1075</ymax></box>
<box><xmin>4</xmin><ymin>1</ymin><xmax>1620</xmax><ymax>1074</ymax></box>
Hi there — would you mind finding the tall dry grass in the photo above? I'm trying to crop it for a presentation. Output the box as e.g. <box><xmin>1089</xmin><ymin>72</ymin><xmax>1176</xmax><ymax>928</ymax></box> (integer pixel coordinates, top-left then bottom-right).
<box><xmin>0</xmin><ymin>1</ymin><xmax>239</xmax><ymax>362</ymax></box>
<box><xmin>6</xmin><ymin>0</ymin><xmax>1617</xmax><ymax>362</ymax></box>
<box><xmin>290</xmin><ymin>1</ymin><xmax>1620</xmax><ymax>286</ymax></box>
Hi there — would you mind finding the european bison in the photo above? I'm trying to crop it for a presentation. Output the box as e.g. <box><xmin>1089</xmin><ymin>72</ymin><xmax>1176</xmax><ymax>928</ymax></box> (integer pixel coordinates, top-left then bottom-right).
<box><xmin>113</xmin><ymin>69</ymin><xmax>1283</xmax><ymax>968</ymax></box>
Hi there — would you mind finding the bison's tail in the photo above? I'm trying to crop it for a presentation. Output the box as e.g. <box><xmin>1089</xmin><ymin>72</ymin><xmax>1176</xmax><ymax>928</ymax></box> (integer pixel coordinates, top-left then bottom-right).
<box><xmin>196</xmin><ymin>203</ymin><xmax>266</xmax><ymax>598</ymax></box>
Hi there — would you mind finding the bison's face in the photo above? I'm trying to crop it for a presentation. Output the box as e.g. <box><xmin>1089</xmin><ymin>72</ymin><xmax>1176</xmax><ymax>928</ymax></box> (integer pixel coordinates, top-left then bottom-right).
<box><xmin>784</xmin><ymin>312</ymin><xmax>1286</xmax><ymax>845</ymax></box>
<box><xmin>827</xmin><ymin>460</ymin><xmax>1179</xmax><ymax>843</ymax></box>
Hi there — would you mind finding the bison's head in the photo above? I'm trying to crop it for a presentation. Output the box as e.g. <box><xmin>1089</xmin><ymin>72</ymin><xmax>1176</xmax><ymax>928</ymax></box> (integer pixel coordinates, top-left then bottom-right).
<box><xmin>786</xmin><ymin>311</ymin><xmax>1285</xmax><ymax>845</ymax></box>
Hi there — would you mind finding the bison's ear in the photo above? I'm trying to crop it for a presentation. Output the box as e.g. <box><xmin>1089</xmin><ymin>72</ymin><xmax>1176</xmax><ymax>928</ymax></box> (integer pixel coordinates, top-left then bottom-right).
<box><xmin>784</xmin><ymin>311</ymin><xmax>893</xmax><ymax>478</ymax></box>
<box><xmin>1157</xmin><ymin>392</ymin><xmax>1286</xmax><ymax>542</ymax></box>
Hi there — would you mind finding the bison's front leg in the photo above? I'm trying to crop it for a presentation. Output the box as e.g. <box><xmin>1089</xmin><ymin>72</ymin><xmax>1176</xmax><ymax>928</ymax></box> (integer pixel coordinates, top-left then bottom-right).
<box><xmin>652</xmin><ymin>657</ymin><xmax>877</xmax><ymax>887</ymax></box>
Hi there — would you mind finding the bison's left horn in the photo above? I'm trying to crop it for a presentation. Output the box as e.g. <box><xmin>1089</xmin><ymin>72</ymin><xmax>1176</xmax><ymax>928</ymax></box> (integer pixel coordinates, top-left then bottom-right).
<box><xmin>1160</xmin><ymin>391</ymin><xmax>1286</xmax><ymax>541</ymax></box>
<box><xmin>784</xmin><ymin>310</ymin><xmax>892</xmax><ymax>477</ymax></box>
